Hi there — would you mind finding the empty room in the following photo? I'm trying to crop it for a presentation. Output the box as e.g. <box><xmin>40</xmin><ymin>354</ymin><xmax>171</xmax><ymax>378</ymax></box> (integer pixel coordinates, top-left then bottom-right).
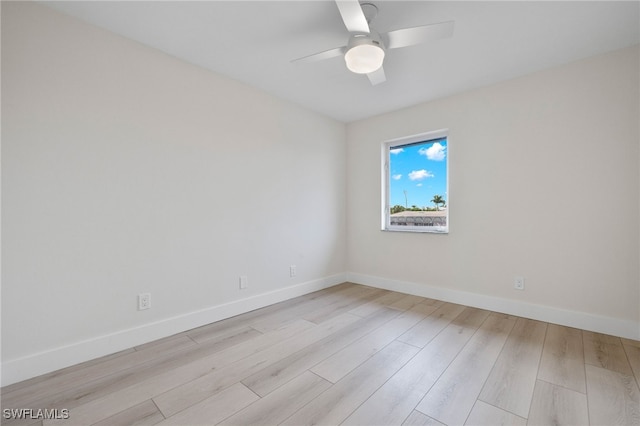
<box><xmin>2</xmin><ymin>1</ymin><xmax>639</xmax><ymax>425</ymax></box>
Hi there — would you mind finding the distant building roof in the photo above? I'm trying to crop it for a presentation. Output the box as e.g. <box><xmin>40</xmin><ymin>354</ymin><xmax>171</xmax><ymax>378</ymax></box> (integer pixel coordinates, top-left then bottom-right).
<box><xmin>391</xmin><ymin>209</ymin><xmax>447</xmax><ymax>217</ymax></box>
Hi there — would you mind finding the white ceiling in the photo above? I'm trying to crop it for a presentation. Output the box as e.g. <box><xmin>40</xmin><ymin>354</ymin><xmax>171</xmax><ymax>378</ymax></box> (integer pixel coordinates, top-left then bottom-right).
<box><xmin>44</xmin><ymin>1</ymin><xmax>639</xmax><ymax>123</ymax></box>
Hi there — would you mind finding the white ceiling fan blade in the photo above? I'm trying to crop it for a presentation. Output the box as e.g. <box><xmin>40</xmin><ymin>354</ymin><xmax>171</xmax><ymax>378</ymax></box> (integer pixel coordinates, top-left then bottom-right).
<box><xmin>336</xmin><ymin>0</ymin><xmax>370</xmax><ymax>34</ymax></box>
<box><xmin>384</xmin><ymin>21</ymin><xmax>454</xmax><ymax>49</ymax></box>
<box><xmin>367</xmin><ymin>66</ymin><xmax>386</xmax><ymax>85</ymax></box>
<box><xmin>291</xmin><ymin>46</ymin><xmax>346</xmax><ymax>64</ymax></box>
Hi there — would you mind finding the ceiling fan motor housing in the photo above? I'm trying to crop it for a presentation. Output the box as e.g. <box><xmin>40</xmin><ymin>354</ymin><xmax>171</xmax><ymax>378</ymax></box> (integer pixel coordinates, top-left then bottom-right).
<box><xmin>345</xmin><ymin>32</ymin><xmax>386</xmax><ymax>74</ymax></box>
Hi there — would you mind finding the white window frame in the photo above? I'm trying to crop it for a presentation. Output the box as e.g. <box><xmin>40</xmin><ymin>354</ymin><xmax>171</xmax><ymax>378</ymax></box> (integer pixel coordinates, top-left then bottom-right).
<box><xmin>381</xmin><ymin>129</ymin><xmax>449</xmax><ymax>233</ymax></box>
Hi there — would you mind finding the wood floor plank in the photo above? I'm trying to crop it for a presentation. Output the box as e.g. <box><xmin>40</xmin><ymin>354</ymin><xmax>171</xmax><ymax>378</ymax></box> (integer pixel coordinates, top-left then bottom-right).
<box><xmin>478</xmin><ymin>317</ymin><xmax>547</xmax><ymax>418</ymax></box>
<box><xmin>246</xmin><ymin>284</ymin><xmax>370</xmax><ymax>332</ymax></box>
<box><xmin>348</xmin><ymin>290</ymin><xmax>407</xmax><ymax>317</ymax></box>
<box><xmin>0</xmin><ymin>411</ymin><xmax>44</xmax><ymax>426</ymax></box>
<box><xmin>388</xmin><ymin>294</ymin><xmax>426</xmax><ymax>311</ymax></box>
<box><xmin>42</xmin><ymin>320</ymin><xmax>314</xmax><ymax>426</ymax></box>
<box><xmin>0</xmin><ymin>348</ymin><xmax>136</xmax><ymax>397</ymax></box>
<box><xmin>302</xmin><ymin>286</ymin><xmax>385</xmax><ymax>324</ymax></box>
<box><xmin>242</xmin><ymin>307</ymin><xmax>401</xmax><ymax>397</ymax></box>
<box><xmin>448</xmin><ymin>306</ymin><xmax>492</xmax><ymax>330</ymax></box>
<box><xmin>537</xmin><ymin>323</ymin><xmax>586</xmax><ymax>393</ymax></box>
<box><xmin>281</xmin><ymin>340</ymin><xmax>419</xmax><ymax>426</ymax></box>
<box><xmin>527</xmin><ymin>379</ymin><xmax>589</xmax><ymax>425</ymax></box>
<box><xmin>421</xmin><ymin>298</ymin><xmax>446</xmax><ymax>308</ymax></box>
<box><xmin>583</xmin><ymin>331</ymin><xmax>634</xmax><ymax>375</ymax></box>
<box><xmin>623</xmin><ymin>343</ymin><xmax>640</xmax><ymax>388</ymax></box>
<box><xmin>342</xmin><ymin>307</ymin><xmax>487</xmax><ymax>426</ymax></box>
<box><xmin>1</xmin><ymin>419</ymin><xmax>41</xmax><ymax>426</ymax></box>
<box><xmin>152</xmin><ymin>313</ymin><xmax>359</xmax><ymax>418</ymax></box>
<box><xmin>409</xmin><ymin>302</ymin><xmax>441</xmax><ymax>316</ymax></box>
<box><xmin>465</xmin><ymin>400</ymin><xmax>526</xmax><ymax>426</ymax></box>
<box><xmin>220</xmin><ymin>371</ymin><xmax>330</xmax><ymax>425</ymax></box>
<box><xmin>415</xmin><ymin>313</ymin><xmax>517</xmax><ymax>426</ymax></box>
<box><xmin>402</xmin><ymin>411</ymin><xmax>445</xmax><ymax>426</ymax></box>
<box><xmin>156</xmin><ymin>383</ymin><xmax>259</xmax><ymax>426</ymax></box>
<box><xmin>92</xmin><ymin>399</ymin><xmax>165</xmax><ymax>426</ymax></box>
<box><xmin>585</xmin><ymin>364</ymin><xmax>640</xmax><ymax>426</ymax></box>
<box><xmin>310</xmin><ymin>303</ymin><xmax>438</xmax><ymax>383</ymax></box>
<box><xmin>622</xmin><ymin>338</ymin><xmax>640</xmax><ymax>348</ymax></box>
<box><xmin>397</xmin><ymin>302</ymin><xmax>467</xmax><ymax>348</ymax></box>
<box><xmin>186</xmin><ymin>322</ymin><xmax>257</xmax><ymax>344</ymax></box>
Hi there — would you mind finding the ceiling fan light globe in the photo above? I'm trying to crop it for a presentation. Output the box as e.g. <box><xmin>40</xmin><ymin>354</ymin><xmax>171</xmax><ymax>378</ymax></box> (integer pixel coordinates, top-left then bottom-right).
<box><xmin>345</xmin><ymin>44</ymin><xmax>385</xmax><ymax>74</ymax></box>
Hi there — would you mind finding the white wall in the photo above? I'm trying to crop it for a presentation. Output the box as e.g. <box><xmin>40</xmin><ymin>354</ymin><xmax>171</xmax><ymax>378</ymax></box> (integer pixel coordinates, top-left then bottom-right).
<box><xmin>347</xmin><ymin>45</ymin><xmax>640</xmax><ymax>339</ymax></box>
<box><xmin>1</xmin><ymin>2</ymin><xmax>347</xmax><ymax>384</ymax></box>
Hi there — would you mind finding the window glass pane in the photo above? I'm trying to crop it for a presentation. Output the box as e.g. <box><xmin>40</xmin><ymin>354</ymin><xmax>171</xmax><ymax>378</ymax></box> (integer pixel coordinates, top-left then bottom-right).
<box><xmin>386</xmin><ymin>136</ymin><xmax>448</xmax><ymax>232</ymax></box>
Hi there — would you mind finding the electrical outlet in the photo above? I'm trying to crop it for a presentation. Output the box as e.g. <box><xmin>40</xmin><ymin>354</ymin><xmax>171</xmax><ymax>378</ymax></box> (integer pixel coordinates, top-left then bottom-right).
<box><xmin>138</xmin><ymin>293</ymin><xmax>151</xmax><ymax>310</ymax></box>
<box><xmin>290</xmin><ymin>265</ymin><xmax>297</xmax><ymax>277</ymax></box>
<box><xmin>239</xmin><ymin>275</ymin><xmax>248</xmax><ymax>289</ymax></box>
<box><xmin>514</xmin><ymin>277</ymin><xmax>525</xmax><ymax>291</ymax></box>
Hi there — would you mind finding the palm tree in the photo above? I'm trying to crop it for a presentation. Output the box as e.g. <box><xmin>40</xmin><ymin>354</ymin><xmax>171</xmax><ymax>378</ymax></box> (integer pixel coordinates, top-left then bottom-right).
<box><xmin>431</xmin><ymin>195</ymin><xmax>445</xmax><ymax>210</ymax></box>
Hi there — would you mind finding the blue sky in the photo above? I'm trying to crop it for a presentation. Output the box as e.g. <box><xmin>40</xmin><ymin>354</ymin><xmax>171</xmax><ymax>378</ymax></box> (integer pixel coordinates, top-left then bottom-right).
<box><xmin>389</xmin><ymin>138</ymin><xmax>447</xmax><ymax>208</ymax></box>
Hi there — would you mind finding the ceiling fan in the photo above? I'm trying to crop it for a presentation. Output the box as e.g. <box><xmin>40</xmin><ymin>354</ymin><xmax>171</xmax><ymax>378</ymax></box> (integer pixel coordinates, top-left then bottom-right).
<box><xmin>292</xmin><ymin>0</ymin><xmax>454</xmax><ymax>85</ymax></box>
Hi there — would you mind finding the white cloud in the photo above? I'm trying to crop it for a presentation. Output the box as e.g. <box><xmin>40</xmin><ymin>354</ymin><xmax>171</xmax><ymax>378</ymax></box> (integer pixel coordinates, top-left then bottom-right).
<box><xmin>392</xmin><ymin>174</ymin><xmax>402</xmax><ymax>180</ymax></box>
<box><xmin>390</xmin><ymin>148</ymin><xmax>404</xmax><ymax>155</ymax></box>
<box><xmin>419</xmin><ymin>142</ymin><xmax>446</xmax><ymax>161</ymax></box>
<box><xmin>416</xmin><ymin>183</ymin><xmax>423</xmax><ymax>187</ymax></box>
<box><xmin>408</xmin><ymin>169</ymin><xmax>434</xmax><ymax>181</ymax></box>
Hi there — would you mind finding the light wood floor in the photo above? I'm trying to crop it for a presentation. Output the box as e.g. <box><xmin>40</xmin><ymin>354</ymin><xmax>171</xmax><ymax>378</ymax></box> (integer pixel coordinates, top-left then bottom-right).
<box><xmin>2</xmin><ymin>283</ymin><xmax>639</xmax><ymax>426</ymax></box>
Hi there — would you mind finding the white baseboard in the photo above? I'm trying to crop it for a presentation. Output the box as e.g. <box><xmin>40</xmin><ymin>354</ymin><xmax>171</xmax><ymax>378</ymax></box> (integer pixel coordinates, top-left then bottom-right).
<box><xmin>1</xmin><ymin>273</ymin><xmax>346</xmax><ymax>387</ymax></box>
<box><xmin>347</xmin><ymin>272</ymin><xmax>640</xmax><ymax>341</ymax></box>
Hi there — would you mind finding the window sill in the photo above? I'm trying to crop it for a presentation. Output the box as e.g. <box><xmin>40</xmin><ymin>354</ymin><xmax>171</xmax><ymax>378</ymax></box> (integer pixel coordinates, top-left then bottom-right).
<box><xmin>382</xmin><ymin>227</ymin><xmax>448</xmax><ymax>234</ymax></box>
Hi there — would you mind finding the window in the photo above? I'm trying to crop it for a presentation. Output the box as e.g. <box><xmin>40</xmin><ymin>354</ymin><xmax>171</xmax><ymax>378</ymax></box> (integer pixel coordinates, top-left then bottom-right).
<box><xmin>382</xmin><ymin>130</ymin><xmax>449</xmax><ymax>233</ymax></box>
